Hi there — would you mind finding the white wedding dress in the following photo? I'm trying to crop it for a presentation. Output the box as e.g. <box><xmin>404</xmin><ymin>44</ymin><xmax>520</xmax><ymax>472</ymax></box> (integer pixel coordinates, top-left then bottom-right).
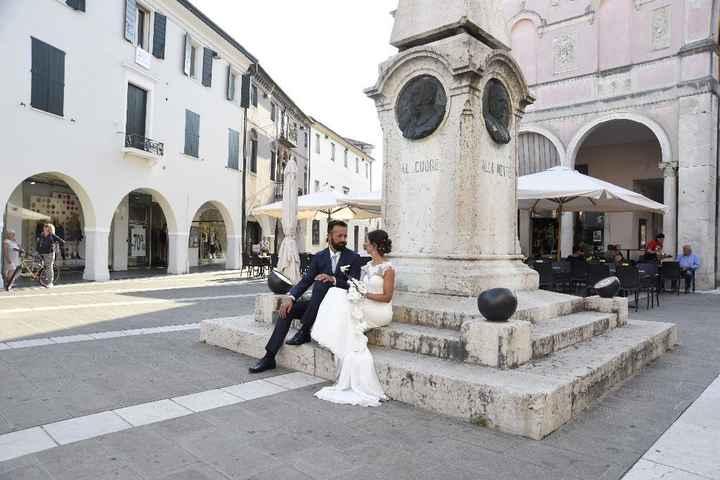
<box><xmin>311</xmin><ymin>261</ymin><xmax>394</xmax><ymax>407</ymax></box>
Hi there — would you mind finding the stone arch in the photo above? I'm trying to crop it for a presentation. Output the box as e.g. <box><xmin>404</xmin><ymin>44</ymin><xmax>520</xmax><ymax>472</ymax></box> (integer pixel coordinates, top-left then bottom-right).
<box><xmin>187</xmin><ymin>199</ymin><xmax>237</xmax><ymax>238</ymax></box>
<box><xmin>1</xmin><ymin>171</ymin><xmax>101</xmax><ymax>284</ymax></box>
<box><xmin>107</xmin><ymin>187</ymin><xmax>178</xmax><ymax>235</ymax></box>
<box><xmin>3</xmin><ymin>171</ymin><xmax>97</xmax><ymax>228</ymax></box>
<box><xmin>507</xmin><ymin>10</ymin><xmax>546</xmax><ymax>33</ymax></box>
<box><xmin>566</xmin><ymin>112</ymin><xmax>672</xmax><ymax>168</ymax></box>
<box><xmin>187</xmin><ymin>199</ymin><xmax>239</xmax><ymax>269</ymax></box>
<box><xmin>519</xmin><ymin>125</ymin><xmax>567</xmax><ymax>166</ymax></box>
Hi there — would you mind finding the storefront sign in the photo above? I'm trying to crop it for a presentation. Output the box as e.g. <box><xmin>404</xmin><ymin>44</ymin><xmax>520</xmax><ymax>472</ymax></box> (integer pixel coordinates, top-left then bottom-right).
<box><xmin>130</xmin><ymin>225</ymin><xmax>146</xmax><ymax>257</ymax></box>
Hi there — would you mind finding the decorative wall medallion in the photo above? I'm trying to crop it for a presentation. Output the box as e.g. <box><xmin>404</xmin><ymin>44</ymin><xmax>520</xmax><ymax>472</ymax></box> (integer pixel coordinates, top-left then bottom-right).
<box><xmin>483</xmin><ymin>79</ymin><xmax>512</xmax><ymax>145</ymax></box>
<box><xmin>395</xmin><ymin>75</ymin><xmax>447</xmax><ymax>140</ymax></box>
<box><xmin>553</xmin><ymin>34</ymin><xmax>576</xmax><ymax>74</ymax></box>
<box><xmin>651</xmin><ymin>6</ymin><xmax>671</xmax><ymax>50</ymax></box>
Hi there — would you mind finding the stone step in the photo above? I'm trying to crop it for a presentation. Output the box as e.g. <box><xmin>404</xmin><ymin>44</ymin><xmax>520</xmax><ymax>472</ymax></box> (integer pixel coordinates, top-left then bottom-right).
<box><xmin>392</xmin><ymin>289</ymin><xmax>586</xmax><ymax>330</ymax></box>
<box><xmin>530</xmin><ymin>311</ymin><xmax>619</xmax><ymax>359</ymax></box>
<box><xmin>367</xmin><ymin>323</ymin><xmax>464</xmax><ymax>361</ymax></box>
<box><xmin>200</xmin><ymin>315</ymin><xmax>677</xmax><ymax>440</ymax></box>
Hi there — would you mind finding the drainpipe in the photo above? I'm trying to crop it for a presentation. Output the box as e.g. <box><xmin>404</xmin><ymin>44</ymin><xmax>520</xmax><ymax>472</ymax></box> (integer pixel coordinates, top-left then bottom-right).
<box><xmin>715</xmin><ymin>89</ymin><xmax>720</xmax><ymax>289</ymax></box>
<box><xmin>241</xmin><ymin>99</ymin><xmax>249</xmax><ymax>259</ymax></box>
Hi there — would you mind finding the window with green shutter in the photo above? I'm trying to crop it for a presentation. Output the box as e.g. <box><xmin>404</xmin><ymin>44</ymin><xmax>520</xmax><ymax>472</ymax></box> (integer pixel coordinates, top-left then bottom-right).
<box><xmin>184</xmin><ymin>110</ymin><xmax>200</xmax><ymax>157</ymax></box>
<box><xmin>228</xmin><ymin>128</ymin><xmax>240</xmax><ymax>169</ymax></box>
<box><xmin>31</xmin><ymin>38</ymin><xmax>65</xmax><ymax>117</ymax></box>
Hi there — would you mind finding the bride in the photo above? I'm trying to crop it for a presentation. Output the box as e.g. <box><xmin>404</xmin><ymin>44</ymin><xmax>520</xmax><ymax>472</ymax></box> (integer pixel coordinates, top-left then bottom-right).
<box><xmin>311</xmin><ymin>230</ymin><xmax>395</xmax><ymax>407</ymax></box>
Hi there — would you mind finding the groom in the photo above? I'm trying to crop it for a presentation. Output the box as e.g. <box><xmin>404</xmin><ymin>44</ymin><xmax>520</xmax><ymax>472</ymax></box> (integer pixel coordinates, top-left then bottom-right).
<box><xmin>249</xmin><ymin>220</ymin><xmax>362</xmax><ymax>373</ymax></box>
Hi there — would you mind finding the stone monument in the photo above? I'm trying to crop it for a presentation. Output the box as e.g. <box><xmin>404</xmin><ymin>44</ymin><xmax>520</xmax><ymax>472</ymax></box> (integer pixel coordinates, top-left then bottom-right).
<box><xmin>200</xmin><ymin>0</ymin><xmax>678</xmax><ymax>440</ymax></box>
<box><xmin>365</xmin><ymin>0</ymin><xmax>537</xmax><ymax>296</ymax></box>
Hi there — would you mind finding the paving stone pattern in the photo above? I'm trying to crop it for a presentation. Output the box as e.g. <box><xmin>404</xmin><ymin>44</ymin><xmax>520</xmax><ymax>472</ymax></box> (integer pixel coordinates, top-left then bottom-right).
<box><xmin>0</xmin><ymin>275</ymin><xmax>718</xmax><ymax>479</ymax></box>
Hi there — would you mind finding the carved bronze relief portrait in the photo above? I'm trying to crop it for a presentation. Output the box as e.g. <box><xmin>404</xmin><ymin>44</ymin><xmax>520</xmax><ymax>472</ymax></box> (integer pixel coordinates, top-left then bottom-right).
<box><xmin>395</xmin><ymin>75</ymin><xmax>447</xmax><ymax>140</ymax></box>
<box><xmin>483</xmin><ymin>79</ymin><xmax>512</xmax><ymax>144</ymax></box>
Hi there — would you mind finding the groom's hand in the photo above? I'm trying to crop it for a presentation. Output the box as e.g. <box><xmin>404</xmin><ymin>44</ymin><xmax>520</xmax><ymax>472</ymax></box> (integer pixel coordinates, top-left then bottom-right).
<box><xmin>315</xmin><ymin>274</ymin><xmax>336</xmax><ymax>285</ymax></box>
<box><xmin>278</xmin><ymin>298</ymin><xmax>294</xmax><ymax>319</ymax></box>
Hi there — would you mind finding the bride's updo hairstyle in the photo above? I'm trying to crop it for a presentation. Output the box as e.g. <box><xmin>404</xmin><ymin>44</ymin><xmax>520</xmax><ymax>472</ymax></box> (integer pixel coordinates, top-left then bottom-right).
<box><xmin>367</xmin><ymin>230</ymin><xmax>392</xmax><ymax>255</ymax></box>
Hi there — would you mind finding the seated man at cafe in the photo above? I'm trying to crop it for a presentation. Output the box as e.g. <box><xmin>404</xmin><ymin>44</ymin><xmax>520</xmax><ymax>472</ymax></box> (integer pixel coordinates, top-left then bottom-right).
<box><xmin>604</xmin><ymin>244</ymin><xmax>619</xmax><ymax>262</ymax></box>
<box><xmin>677</xmin><ymin>244</ymin><xmax>700</xmax><ymax>293</ymax></box>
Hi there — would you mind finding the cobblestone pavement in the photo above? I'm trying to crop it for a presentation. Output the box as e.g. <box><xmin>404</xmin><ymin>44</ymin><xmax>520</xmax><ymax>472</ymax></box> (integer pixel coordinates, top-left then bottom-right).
<box><xmin>1</xmin><ymin>275</ymin><xmax>718</xmax><ymax>479</ymax></box>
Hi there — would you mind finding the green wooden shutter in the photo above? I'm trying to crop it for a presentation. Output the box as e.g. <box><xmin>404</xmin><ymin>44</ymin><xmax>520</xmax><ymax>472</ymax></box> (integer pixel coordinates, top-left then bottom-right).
<box><xmin>240</xmin><ymin>73</ymin><xmax>250</xmax><ymax>108</ymax></box>
<box><xmin>47</xmin><ymin>46</ymin><xmax>65</xmax><ymax>116</ymax></box>
<box><xmin>124</xmin><ymin>0</ymin><xmax>137</xmax><ymax>43</ymax></box>
<box><xmin>66</xmin><ymin>0</ymin><xmax>86</xmax><ymax>11</ymax></box>
<box><xmin>152</xmin><ymin>13</ymin><xmax>166</xmax><ymax>59</ymax></box>
<box><xmin>201</xmin><ymin>48</ymin><xmax>213</xmax><ymax>87</ymax></box>
<box><xmin>183</xmin><ymin>34</ymin><xmax>192</xmax><ymax>76</ymax></box>
<box><xmin>226</xmin><ymin>65</ymin><xmax>235</xmax><ymax>100</ymax></box>
<box><xmin>31</xmin><ymin>38</ymin><xmax>50</xmax><ymax>112</ymax></box>
<box><xmin>228</xmin><ymin>129</ymin><xmax>240</xmax><ymax>169</ymax></box>
<box><xmin>31</xmin><ymin>38</ymin><xmax>65</xmax><ymax>116</ymax></box>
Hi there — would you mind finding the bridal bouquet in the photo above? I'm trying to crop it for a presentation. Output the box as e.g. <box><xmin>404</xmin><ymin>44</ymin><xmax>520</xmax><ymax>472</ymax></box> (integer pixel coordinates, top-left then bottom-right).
<box><xmin>340</xmin><ymin>265</ymin><xmax>368</xmax><ymax>326</ymax></box>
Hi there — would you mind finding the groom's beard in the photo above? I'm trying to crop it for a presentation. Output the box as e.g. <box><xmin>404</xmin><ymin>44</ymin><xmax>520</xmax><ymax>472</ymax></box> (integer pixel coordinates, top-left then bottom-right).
<box><xmin>330</xmin><ymin>241</ymin><xmax>347</xmax><ymax>251</ymax></box>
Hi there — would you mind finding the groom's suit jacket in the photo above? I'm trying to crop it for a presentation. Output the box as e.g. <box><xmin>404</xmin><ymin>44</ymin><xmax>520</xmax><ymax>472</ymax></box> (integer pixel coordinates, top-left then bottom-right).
<box><xmin>288</xmin><ymin>248</ymin><xmax>361</xmax><ymax>301</ymax></box>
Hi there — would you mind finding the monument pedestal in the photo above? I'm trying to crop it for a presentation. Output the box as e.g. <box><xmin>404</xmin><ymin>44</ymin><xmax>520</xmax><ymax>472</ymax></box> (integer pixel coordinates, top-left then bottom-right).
<box><xmin>200</xmin><ymin>0</ymin><xmax>677</xmax><ymax>440</ymax></box>
<box><xmin>201</xmin><ymin>290</ymin><xmax>676</xmax><ymax>439</ymax></box>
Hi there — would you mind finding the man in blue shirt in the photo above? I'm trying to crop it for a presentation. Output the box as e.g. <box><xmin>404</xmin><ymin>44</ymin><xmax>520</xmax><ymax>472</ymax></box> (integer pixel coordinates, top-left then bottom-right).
<box><xmin>677</xmin><ymin>245</ymin><xmax>700</xmax><ymax>293</ymax></box>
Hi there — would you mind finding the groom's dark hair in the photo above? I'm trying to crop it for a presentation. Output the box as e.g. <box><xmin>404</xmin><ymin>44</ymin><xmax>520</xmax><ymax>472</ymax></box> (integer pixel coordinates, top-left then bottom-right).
<box><xmin>327</xmin><ymin>220</ymin><xmax>347</xmax><ymax>233</ymax></box>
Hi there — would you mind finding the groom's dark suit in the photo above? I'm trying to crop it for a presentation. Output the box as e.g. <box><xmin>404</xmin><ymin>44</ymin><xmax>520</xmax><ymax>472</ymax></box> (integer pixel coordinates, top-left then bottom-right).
<box><xmin>265</xmin><ymin>247</ymin><xmax>361</xmax><ymax>357</ymax></box>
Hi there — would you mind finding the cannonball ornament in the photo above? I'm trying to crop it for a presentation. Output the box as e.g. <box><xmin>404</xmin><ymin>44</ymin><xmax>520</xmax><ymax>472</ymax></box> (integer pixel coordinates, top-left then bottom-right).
<box><xmin>477</xmin><ymin>288</ymin><xmax>518</xmax><ymax>322</ymax></box>
<box><xmin>268</xmin><ymin>269</ymin><xmax>293</xmax><ymax>295</ymax></box>
<box><xmin>594</xmin><ymin>276</ymin><xmax>620</xmax><ymax>299</ymax></box>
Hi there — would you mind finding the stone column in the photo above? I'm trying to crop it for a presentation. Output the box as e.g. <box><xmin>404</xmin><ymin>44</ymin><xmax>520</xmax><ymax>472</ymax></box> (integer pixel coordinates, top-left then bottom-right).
<box><xmin>82</xmin><ymin>228</ymin><xmax>111</xmax><ymax>282</ymax></box>
<box><xmin>167</xmin><ymin>232</ymin><xmax>189</xmax><ymax>275</ymax></box>
<box><xmin>560</xmin><ymin>212</ymin><xmax>574</xmax><ymax>258</ymax></box>
<box><xmin>518</xmin><ymin>210</ymin><xmax>531</xmax><ymax>256</ymax></box>
<box><xmin>677</xmin><ymin>92</ymin><xmax>718</xmax><ymax>290</ymax></box>
<box><xmin>225</xmin><ymin>234</ymin><xmax>242</xmax><ymax>270</ymax></box>
<box><xmin>660</xmin><ymin>161</ymin><xmax>678</xmax><ymax>257</ymax></box>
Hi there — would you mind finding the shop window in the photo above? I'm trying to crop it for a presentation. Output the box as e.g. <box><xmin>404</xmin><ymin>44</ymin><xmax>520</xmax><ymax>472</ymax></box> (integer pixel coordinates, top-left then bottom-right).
<box><xmin>31</xmin><ymin>37</ymin><xmax>65</xmax><ymax>117</ymax></box>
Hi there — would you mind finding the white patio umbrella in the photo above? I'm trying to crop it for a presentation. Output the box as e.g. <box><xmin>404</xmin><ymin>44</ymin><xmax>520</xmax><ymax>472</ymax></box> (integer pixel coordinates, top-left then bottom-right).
<box><xmin>6</xmin><ymin>203</ymin><xmax>51</xmax><ymax>221</ymax></box>
<box><xmin>276</xmin><ymin>159</ymin><xmax>301</xmax><ymax>283</ymax></box>
<box><xmin>518</xmin><ymin>166</ymin><xmax>667</xmax><ymax>258</ymax></box>
<box><xmin>252</xmin><ymin>190</ymin><xmax>382</xmax><ymax>221</ymax></box>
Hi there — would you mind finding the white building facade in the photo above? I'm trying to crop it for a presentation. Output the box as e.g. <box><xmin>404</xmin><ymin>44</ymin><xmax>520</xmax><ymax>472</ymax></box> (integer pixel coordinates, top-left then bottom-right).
<box><xmin>304</xmin><ymin>119</ymin><xmax>376</xmax><ymax>254</ymax></box>
<box><xmin>0</xmin><ymin>0</ymin><xmax>259</xmax><ymax>286</ymax></box>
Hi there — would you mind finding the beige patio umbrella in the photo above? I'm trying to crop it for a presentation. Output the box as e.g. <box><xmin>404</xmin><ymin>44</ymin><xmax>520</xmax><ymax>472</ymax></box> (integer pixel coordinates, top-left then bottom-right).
<box><xmin>518</xmin><ymin>166</ymin><xmax>668</xmax><ymax>259</ymax></box>
<box><xmin>276</xmin><ymin>159</ymin><xmax>301</xmax><ymax>283</ymax></box>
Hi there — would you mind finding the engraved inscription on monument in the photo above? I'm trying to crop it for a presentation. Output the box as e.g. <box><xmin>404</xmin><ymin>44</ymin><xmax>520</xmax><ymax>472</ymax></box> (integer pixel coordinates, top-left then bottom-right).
<box><xmin>395</xmin><ymin>75</ymin><xmax>447</xmax><ymax>140</ymax></box>
<box><xmin>483</xmin><ymin>78</ymin><xmax>512</xmax><ymax>145</ymax></box>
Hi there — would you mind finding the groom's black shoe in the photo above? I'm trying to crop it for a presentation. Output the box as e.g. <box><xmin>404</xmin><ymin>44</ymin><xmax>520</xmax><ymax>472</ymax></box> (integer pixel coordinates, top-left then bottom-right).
<box><xmin>285</xmin><ymin>331</ymin><xmax>311</xmax><ymax>346</ymax></box>
<box><xmin>249</xmin><ymin>356</ymin><xmax>276</xmax><ymax>374</ymax></box>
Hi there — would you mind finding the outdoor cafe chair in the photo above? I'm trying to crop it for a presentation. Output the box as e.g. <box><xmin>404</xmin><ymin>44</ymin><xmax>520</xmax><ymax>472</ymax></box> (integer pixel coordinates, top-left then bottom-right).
<box><xmin>552</xmin><ymin>261</ymin><xmax>572</xmax><ymax>293</ymax></box>
<box><xmin>660</xmin><ymin>261</ymin><xmax>683</xmax><ymax>295</ymax></box>
<box><xmin>637</xmin><ymin>262</ymin><xmax>661</xmax><ymax>309</ymax></box>
<box><xmin>616</xmin><ymin>265</ymin><xmax>641</xmax><ymax>312</ymax></box>
<box><xmin>531</xmin><ymin>259</ymin><xmax>555</xmax><ymax>291</ymax></box>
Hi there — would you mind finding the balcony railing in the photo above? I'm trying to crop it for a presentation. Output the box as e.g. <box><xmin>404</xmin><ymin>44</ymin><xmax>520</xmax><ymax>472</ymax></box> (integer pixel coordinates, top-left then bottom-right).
<box><xmin>125</xmin><ymin>133</ymin><xmax>164</xmax><ymax>157</ymax></box>
<box><xmin>273</xmin><ymin>181</ymin><xmax>284</xmax><ymax>201</ymax></box>
<box><xmin>278</xmin><ymin>119</ymin><xmax>298</xmax><ymax>148</ymax></box>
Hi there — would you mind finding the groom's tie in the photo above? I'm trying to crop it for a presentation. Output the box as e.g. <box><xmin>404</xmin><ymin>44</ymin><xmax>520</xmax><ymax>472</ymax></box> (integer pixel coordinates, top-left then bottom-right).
<box><xmin>331</xmin><ymin>251</ymin><xmax>340</xmax><ymax>273</ymax></box>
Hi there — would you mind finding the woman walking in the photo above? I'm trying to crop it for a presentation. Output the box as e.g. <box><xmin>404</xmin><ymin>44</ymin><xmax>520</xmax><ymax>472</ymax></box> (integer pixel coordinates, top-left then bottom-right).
<box><xmin>3</xmin><ymin>230</ymin><xmax>24</xmax><ymax>291</ymax></box>
<box><xmin>37</xmin><ymin>224</ymin><xmax>64</xmax><ymax>288</ymax></box>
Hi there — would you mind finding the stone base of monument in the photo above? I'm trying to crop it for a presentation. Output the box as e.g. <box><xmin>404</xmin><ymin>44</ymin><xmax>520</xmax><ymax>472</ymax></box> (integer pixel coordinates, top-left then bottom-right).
<box><xmin>200</xmin><ymin>290</ymin><xmax>676</xmax><ymax>440</ymax></box>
